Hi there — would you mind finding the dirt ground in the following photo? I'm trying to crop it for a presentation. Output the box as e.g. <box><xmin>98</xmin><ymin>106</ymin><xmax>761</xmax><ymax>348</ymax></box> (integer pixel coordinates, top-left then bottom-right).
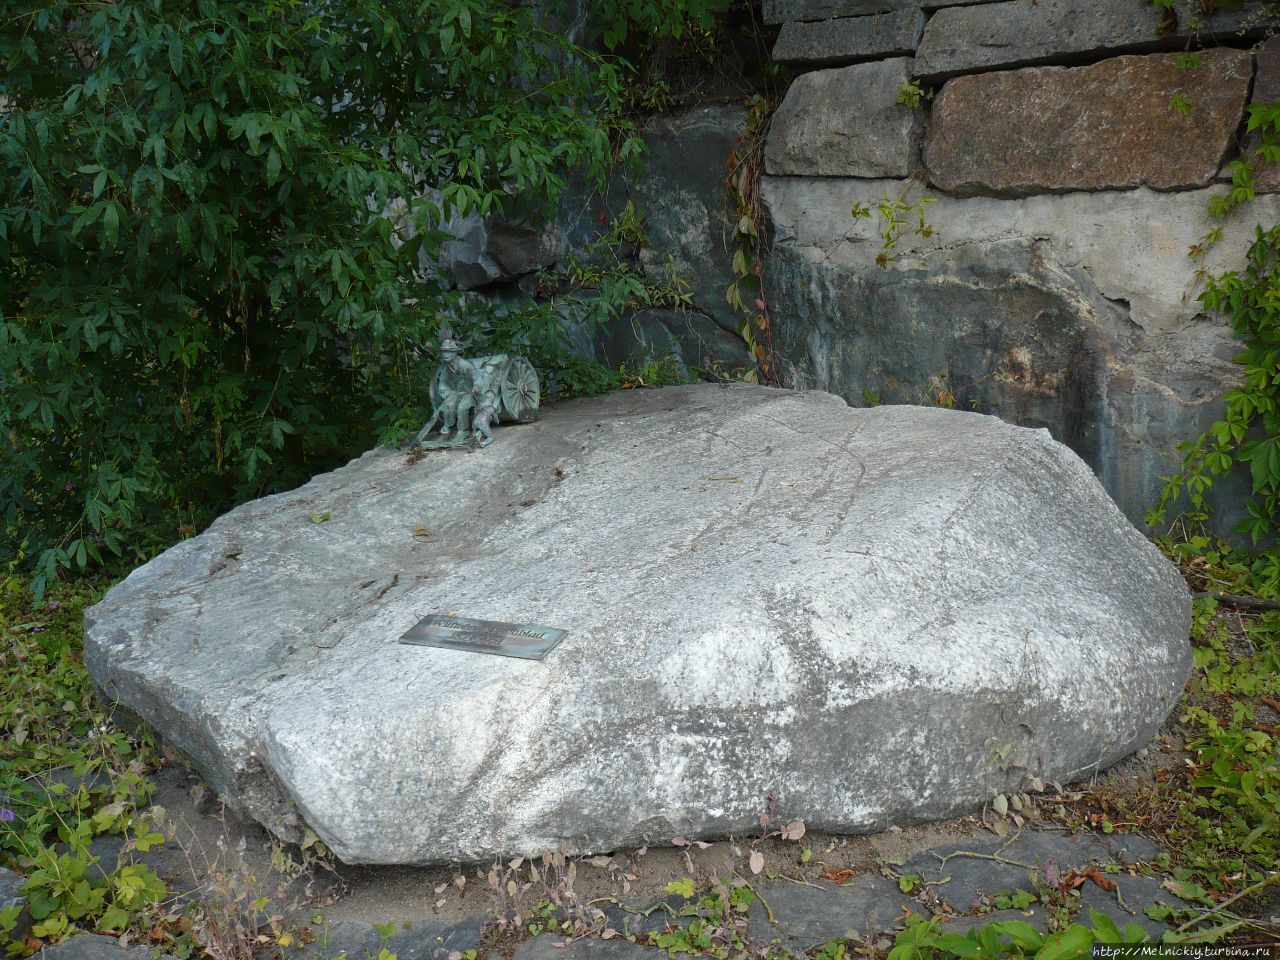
<box><xmin>136</xmin><ymin>734</ymin><xmax>1184</xmax><ymax>936</ymax></box>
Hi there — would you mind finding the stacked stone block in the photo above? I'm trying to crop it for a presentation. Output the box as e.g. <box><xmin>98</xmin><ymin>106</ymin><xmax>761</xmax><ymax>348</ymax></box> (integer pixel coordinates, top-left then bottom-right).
<box><xmin>760</xmin><ymin>0</ymin><xmax>1280</xmax><ymax>528</ymax></box>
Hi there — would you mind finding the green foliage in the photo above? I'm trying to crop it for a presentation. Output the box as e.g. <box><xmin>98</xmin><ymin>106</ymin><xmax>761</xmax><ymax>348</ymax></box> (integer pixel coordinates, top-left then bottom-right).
<box><xmin>1092</xmin><ymin>537</ymin><xmax>1279</xmax><ymax>908</ymax></box>
<box><xmin>542</xmin><ymin>200</ymin><xmax>695</xmax><ymax>332</ymax></box>
<box><xmin>1160</xmin><ymin>550</ymin><xmax>1280</xmax><ymax>886</ymax></box>
<box><xmin>1</xmin><ymin>0</ymin><xmax>650</xmax><ymax>596</ymax></box>
<box><xmin>851</xmin><ymin>189</ymin><xmax>937</xmax><ymax>268</ymax></box>
<box><xmin>0</xmin><ymin>575</ymin><xmax>168</xmax><ymax>951</ymax></box>
<box><xmin>1149</xmin><ymin>225</ymin><xmax>1280</xmax><ymax>547</ymax></box>
<box><xmin>594</xmin><ymin>0</ymin><xmax>730</xmax><ymax>52</ymax></box>
<box><xmin>726</xmin><ymin>94</ymin><xmax>777</xmax><ymax>385</ymax></box>
<box><xmin>887</xmin><ymin>911</ymin><xmax>1147</xmax><ymax>960</ymax></box>
<box><xmin>651</xmin><ymin>880</ymin><xmax>755</xmax><ymax>958</ymax></box>
<box><xmin>897</xmin><ymin>81</ymin><xmax>932</xmax><ymax>110</ymax></box>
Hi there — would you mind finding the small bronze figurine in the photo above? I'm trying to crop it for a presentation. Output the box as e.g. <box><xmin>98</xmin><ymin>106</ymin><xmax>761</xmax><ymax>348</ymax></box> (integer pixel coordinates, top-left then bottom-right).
<box><xmin>413</xmin><ymin>324</ymin><xmax>540</xmax><ymax>449</ymax></box>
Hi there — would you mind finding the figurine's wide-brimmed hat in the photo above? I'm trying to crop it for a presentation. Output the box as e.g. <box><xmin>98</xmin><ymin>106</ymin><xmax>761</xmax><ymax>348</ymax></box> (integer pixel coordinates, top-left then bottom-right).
<box><xmin>438</xmin><ymin>321</ymin><xmax>461</xmax><ymax>353</ymax></box>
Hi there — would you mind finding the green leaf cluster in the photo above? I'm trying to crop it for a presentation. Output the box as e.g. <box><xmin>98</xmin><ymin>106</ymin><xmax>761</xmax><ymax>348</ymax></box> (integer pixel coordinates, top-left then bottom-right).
<box><xmin>1149</xmin><ymin>224</ymin><xmax>1280</xmax><ymax>548</ymax></box>
<box><xmin>1</xmin><ymin>0</ymin><xmax>645</xmax><ymax>594</ymax></box>
<box><xmin>593</xmin><ymin>0</ymin><xmax>729</xmax><ymax>52</ymax></box>
<box><xmin>888</xmin><ymin>911</ymin><xmax>1148</xmax><ymax>960</ymax></box>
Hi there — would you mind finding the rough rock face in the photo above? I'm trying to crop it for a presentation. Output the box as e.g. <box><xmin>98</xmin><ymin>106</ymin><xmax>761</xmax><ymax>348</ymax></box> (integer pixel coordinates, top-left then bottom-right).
<box><xmin>586</xmin><ymin>309</ymin><xmax>753</xmax><ymax>380</ymax></box>
<box><xmin>915</xmin><ymin>0</ymin><xmax>1268</xmax><ymax>81</ymax></box>
<box><xmin>766</xmin><ymin>59</ymin><xmax>921</xmax><ymax>178</ymax></box>
<box><xmin>1247</xmin><ymin>35</ymin><xmax>1280</xmax><ymax>193</ymax></box>
<box><xmin>86</xmin><ymin>385</ymin><xmax>1190</xmax><ymax>865</ymax></box>
<box><xmin>627</xmin><ymin>107</ymin><xmax>748</xmax><ymax>347</ymax></box>
<box><xmin>924</xmin><ymin>51</ymin><xmax>1252</xmax><ymax>197</ymax></box>
<box><xmin>0</xmin><ymin>867</ymin><xmax>25</xmax><ymax>918</ymax></box>
<box><xmin>773</xmin><ymin>8</ymin><xmax>924</xmax><ymax>66</ymax></box>
<box><xmin>761</xmin><ymin>176</ymin><xmax>1275</xmax><ymax>525</ymax></box>
<box><xmin>761</xmin><ymin>176</ymin><xmax>1280</xmax><ymax>335</ymax></box>
<box><xmin>438</xmin><ymin>213</ymin><xmax>563</xmax><ymax>292</ymax></box>
<box><xmin>557</xmin><ymin>104</ymin><xmax>753</xmax><ymax>375</ymax></box>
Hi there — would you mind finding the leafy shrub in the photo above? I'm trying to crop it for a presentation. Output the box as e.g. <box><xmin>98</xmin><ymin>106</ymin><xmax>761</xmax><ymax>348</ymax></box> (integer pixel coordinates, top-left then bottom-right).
<box><xmin>592</xmin><ymin>0</ymin><xmax>730</xmax><ymax>52</ymax></box>
<box><xmin>0</xmin><ymin>0</ymin><xmax>669</xmax><ymax>597</ymax></box>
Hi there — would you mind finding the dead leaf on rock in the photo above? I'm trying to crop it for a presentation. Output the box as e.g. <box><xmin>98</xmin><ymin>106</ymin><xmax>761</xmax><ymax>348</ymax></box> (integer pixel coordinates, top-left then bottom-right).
<box><xmin>822</xmin><ymin>867</ymin><xmax>857</xmax><ymax>885</ymax></box>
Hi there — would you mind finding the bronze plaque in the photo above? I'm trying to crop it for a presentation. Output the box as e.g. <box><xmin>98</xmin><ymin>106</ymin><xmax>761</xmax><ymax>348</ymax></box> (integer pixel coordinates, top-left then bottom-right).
<box><xmin>400</xmin><ymin>614</ymin><xmax>567</xmax><ymax>660</ymax></box>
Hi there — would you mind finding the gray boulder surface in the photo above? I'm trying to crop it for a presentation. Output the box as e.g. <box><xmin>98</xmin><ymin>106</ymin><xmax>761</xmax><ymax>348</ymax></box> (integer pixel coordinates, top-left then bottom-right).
<box><xmin>85</xmin><ymin>385</ymin><xmax>1190</xmax><ymax>865</ymax></box>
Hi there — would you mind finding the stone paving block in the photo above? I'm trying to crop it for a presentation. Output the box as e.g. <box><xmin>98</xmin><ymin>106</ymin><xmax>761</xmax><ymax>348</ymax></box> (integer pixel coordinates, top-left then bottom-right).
<box><xmin>747</xmin><ymin>876</ymin><xmax>918</xmax><ymax>949</ymax></box>
<box><xmin>899</xmin><ymin>832</ymin><xmax>1163</xmax><ymax>914</ymax></box>
<box><xmin>514</xmin><ymin>935</ymin><xmax>665</xmax><ymax>960</ymax></box>
<box><xmin>35</xmin><ymin>935</ymin><xmax>174</xmax><ymax>960</ymax></box>
<box><xmin>319</xmin><ymin>918</ymin><xmax>485</xmax><ymax>960</ymax></box>
<box><xmin>608</xmin><ymin>894</ymin><xmax>695</xmax><ymax>937</ymax></box>
<box><xmin>1077</xmin><ymin>873</ymin><xmax>1185</xmax><ymax>939</ymax></box>
<box><xmin>902</xmin><ymin>841</ymin><xmax>1038</xmax><ymax>914</ymax></box>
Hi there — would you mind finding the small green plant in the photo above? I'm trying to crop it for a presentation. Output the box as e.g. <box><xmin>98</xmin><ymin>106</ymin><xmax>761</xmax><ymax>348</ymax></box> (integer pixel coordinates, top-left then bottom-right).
<box><xmin>651</xmin><ymin>880</ymin><xmax>757</xmax><ymax>958</ymax></box>
<box><xmin>991</xmin><ymin>889</ymin><xmax>1039</xmax><ymax>912</ymax></box>
<box><xmin>897</xmin><ymin>80</ymin><xmax>931</xmax><ymax>109</ymax></box>
<box><xmin>541</xmin><ymin>200</ymin><xmax>694</xmax><ymax>336</ymax></box>
<box><xmin>852</xmin><ymin>189</ymin><xmax>937</xmax><ymax>267</ymax></box>
<box><xmin>594</xmin><ymin>0</ymin><xmax>729</xmax><ymax>52</ymax></box>
<box><xmin>887</xmin><ymin>910</ymin><xmax>1148</xmax><ymax>960</ymax></box>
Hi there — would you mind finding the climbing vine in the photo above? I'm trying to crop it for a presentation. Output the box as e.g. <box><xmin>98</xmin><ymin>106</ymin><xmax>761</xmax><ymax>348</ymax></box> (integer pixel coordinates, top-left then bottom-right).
<box><xmin>1150</xmin><ymin>70</ymin><xmax>1280</xmax><ymax>564</ymax></box>
<box><xmin>726</xmin><ymin>93</ymin><xmax>780</xmax><ymax>385</ymax></box>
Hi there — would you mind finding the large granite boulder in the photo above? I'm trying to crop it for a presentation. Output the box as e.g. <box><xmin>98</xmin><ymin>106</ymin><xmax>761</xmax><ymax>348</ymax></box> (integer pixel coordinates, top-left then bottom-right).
<box><xmin>85</xmin><ymin>385</ymin><xmax>1190</xmax><ymax>865</ymax></box>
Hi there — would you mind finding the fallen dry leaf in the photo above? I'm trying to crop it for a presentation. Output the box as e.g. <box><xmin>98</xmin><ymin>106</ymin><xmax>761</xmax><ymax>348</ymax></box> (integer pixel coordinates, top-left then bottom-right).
<box><xmin>822</xmin><ymin>867</ymin><xmax>857</xmax><ymax>885</ymax></box>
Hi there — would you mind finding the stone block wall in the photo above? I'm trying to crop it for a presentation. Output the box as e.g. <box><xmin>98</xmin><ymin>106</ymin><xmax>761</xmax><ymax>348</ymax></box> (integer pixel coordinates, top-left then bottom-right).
<box><xmin>761</xmin><ymin>0</ymin><xmax>1280</xmax><ymax>528</ymax></box>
